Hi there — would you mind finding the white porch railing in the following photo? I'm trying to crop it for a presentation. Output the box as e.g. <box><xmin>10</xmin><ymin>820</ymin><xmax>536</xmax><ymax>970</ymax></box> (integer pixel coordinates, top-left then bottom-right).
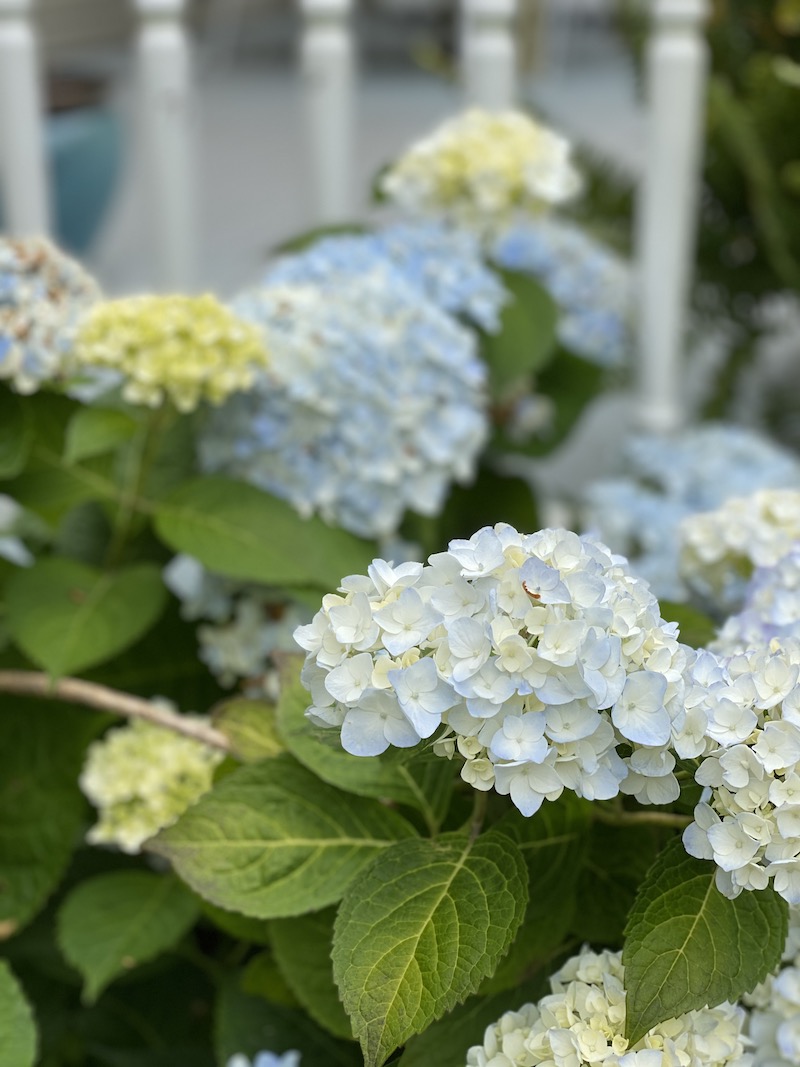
<box><xmin>0</xmin><ymin>0</ymin><xmax>709</xmax><ymax>439</ymax></box>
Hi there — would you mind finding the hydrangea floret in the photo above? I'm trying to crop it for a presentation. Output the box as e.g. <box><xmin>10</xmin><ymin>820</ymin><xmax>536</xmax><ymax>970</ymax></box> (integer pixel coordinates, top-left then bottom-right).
<box><xmin>0</xmin><ymin>236</ymin><xmax>100</xmax><ymax>394</ymax></box>
<box><xmin>683</xmin><ymin>638</ymin><xmax>800</xmax><ymax>904</ymax></box>
<box><xmin>679</xmin><ymin>489</ymin><xmax>800</xmax><ymax>616</ymax></box>
<box><xmin>713</xmin><ymin>547</ymin><xmax>800</xmax><ymax>658</ymax></box>
<box><xmin>266</xmin><ymin>221</ymin><xmax>509</xmax><ymax>332</ymax></box>
<box><xmin>72</xmin><ymin>294</ymin><xmax>269</xmax><ymax>412</ymax></box>
<box><xmin>744</xmin><ymin>907</ymin><xmax>800</xmax><ymax>1066</ymax></box>
<box><xmin>198</xmin><ymin>274</ymin><xmax>487</xmax><ymax>538</ymax></box>
<box><xmin>80</xmin><ymin>715</ymin><xmax>224</xmax><ymax>853</ymax></box>
<box><xmin>493</xmin><ymin>217</ymin><xmax>633</xmax><ymax>367</ymax></box>
<box><xmin>465</xmin><ymin>946</ymin><xmax>750</xmax><ymax>1066</ymax></box>
<box><xmin>585</xmin><ymin>428</ymin><xmax>800</xmax><ymax>603</ymax></box>
<box><xmin>226</xmin><ymin>1054</ymin><xmax>301</xmax><ymax>1067</ymax></box>
<box><xmin>380</xmin><ymin>109</ymin><xmax>581</xmax><ymax>232</ymax></box>
<box><xmin>295</xmin><ymin>524</ymin><xmax>697</xmax><ymax>816</ymax></box>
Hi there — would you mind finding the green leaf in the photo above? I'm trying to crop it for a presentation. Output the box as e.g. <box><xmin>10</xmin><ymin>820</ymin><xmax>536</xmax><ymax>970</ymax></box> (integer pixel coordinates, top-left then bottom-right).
<box><xmin>199</xmin><ymin>901</ymin><xmax>273</xmax><ymax>945</ymax></box>
<box><xmin>481</xmin><ymin>270</ymin><xmax>558</xmax><ymax>398</ymax></box>
<box><xmin>215</xmin><ymin>978</ymin><xmax>360</xmax><ymax>1067</ymax></box>
<box><xmin>0</xmin><ymin>702</ymin><xmax>94</xmax><ymax>937</ymax></box>
<box><xmin>332</xmin><ymin>828</ymin><xmax>529</xmax><ymax>1067</ymax></box>
<box><xmin>276</xmin><ymin>664</ymin><xmax>454</xmax><ymax>829</ymax></box>
<box><xmin>398</xmin><ymin>975</ymin><xmax>547</xmax><ymax>1067</ymax></box>
<box><xmin>623</xmin><ymin>837</ymin><xmax>788</xmax><ymax>1045</ymax></box>
<box><xmin>241</xmin><ymin>952</ymin><xmax>298</xmax><ymax>1007</ymax></box>
<box><xmin>0</xmin><ymin>961</ymin><xmax>37</xmax><ymax>1067</ymax></box>
<box><xmin>4</xmin><ymin>557</ymin><xmax>167</xmax><ymax>676</ymax></box>
<box><xmin>57</xmin><ymin>871</ymin><xmax>200</xmax><ymax>1003</ymax></box>
<box><xmin>271</xmin><ymin>908</ymin><xmax>352</xmax><ymax>1039</ymax></box>
<box><xmin>0</xmin><ymin>391</ymin><xmax>33</xmax><ymax>479</ymax></box>
<box><xmin>153</xmin><ymin>476</ymin><xmax>376</xmax><ymax>593</ymax></box>
<box><xmin>660</xmin><ymin>600</ymin><xmax>717</xmax><ymax>651</ymax></box>
<box><xmin>212</xmin><ymin>697</ymin><xmax>285</xmax><ymax>763</ymax></box>
<box><xmin>483</xmin><ymin>794</ymin><xmax>591</xmax><ymax>992</ymax></box>
<box><xmin>63</xmin><ymin>407</ymin><xmax>139</xmax><ymax>465</ymax></box>
<box><xmin>150</xmin><ymin>754</ymin><xmax>417</xmax><ymax>919</ymax></box>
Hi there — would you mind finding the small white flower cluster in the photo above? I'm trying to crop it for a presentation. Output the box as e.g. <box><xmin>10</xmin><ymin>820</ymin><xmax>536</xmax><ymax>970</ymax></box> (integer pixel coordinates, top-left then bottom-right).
<box><xmin>465</xmin><ymin>946</ymin><xmax>750</xmax><ymax>1066</ymax></box>
<box><xmin>295</xmin><ymin>524</ymin><xmax>698</xmax><ymax>817</ymax></box>
<box><xmin>227</xmin><ymin>1054</ymin><xmax>300</xmax><ymax>1067</ymax></box>
<box><xmin>380</xmin><ymin>109</ymin><xmax>581</xmax><ymax>232</ymax></box>
<box><xmin>744</xmin><ymin>908</ymin><xmax>800</xmax><ymax>1067</ymax></box>
<box><xmin>164</xmin><ymin>555</ymin><xmax>308</xmax><ymax>694</ymax></box>
<box><xmin>683</xmin><ymin>639</ymin><xmax>800</xmax><ymax>904</ymax></box>
<box><xmin>199</xmin><ymin>275</ymin><xmax>488</xmax><ymax>538</ymax></box>
<box><xmin>0</xmin><ymin>236</ymin><xmax>100</xmax><ymax>394</ymax></box>
<box><xmin>80</xmin><ymin>716</ymin><xmax>224</xmax><ymax>853</ymax></box>
<box><xmin>585</xmin><ymin>429</ymin><xmax>800</xmax><ymax>604</ymax></box>
<box><xmin>713</xmin><ymin>548</ymin><xmax>800</xmax><ymax>658</ymax></box>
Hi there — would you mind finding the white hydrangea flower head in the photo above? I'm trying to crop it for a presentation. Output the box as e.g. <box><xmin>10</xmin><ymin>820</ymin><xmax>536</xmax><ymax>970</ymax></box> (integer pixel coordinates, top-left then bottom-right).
<box><xmin>682</xmin><ymin>639</ymin><xmax>800</xmax><ymax>904</ymax></box>
<box><xmin>743</xmin><ymin>907</ymin><xmax>800</xmax><ymax>1067</ymax></box>
<box><xmin>465</xmin><ymin>946</ymin><xmax>750</xmax><ymax>1066</ymax></box>
<box><xmin>679</xmin><ymin>490</ymin><xmax>800</xmax><ymax>617</ymax></box>
<box><xmin>713</xmin><ymin>548</ymin><xmax>800</xmax><ymax>658</ymax></box>
<box><xmin>584</xmin><ymin>427</ymin><xmax>800</xmax><ymax>604</ymax></box>
<box><xmin>80</xmin><ymin>715</ymin><xmax>224</xmax><ymax>853</ymax></box>
<box><xmin>295</xmin><ymin>524</ymin><xmax>698</xmax><ymax>816</ymax></box>
<box><xmin>198</xmin><ymin>274</ymin><xmax>488</xmax><ymax>539</ymax></box>
<box><xmin>227</xmin><ymin>1053</ymin><xmax>301</xmax><ymax>1067</ymax></box>
<box><xmin>380</xmin><ymin>109</ymin><xmax>581</xmax><ymax>233</ymax></box>
<box><xmin>0</xmin><ymin>236</ymin><xmax>101</xmax><ymax>394</ymax></box>
<box><xmin>72</xmin><ymin>294</ymin><xmax>270</xmax><ymax>412</ymax></box>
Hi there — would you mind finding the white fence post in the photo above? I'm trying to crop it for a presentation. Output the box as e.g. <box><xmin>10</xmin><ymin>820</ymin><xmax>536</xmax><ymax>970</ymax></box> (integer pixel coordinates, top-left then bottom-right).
<box><xmin>133</xmin><ymin>0</ymin><xmax>195</xmax><ymax>290</ymax></box>
<box><xmin>0</xmin><ymin>0</ymin><xmax>50</xmax><ymax>236</ymax></box>
<box><xmin>636</xmin><ymin>0</ymin><xmax>709</xmax><ymax>433</ymax></box>
<box><xmin>461</xmin><ymin>0</ymin><xmax>517</xmax><ymax>111</ymax></box>
<box><xmin>300</xmin><ymin>0</ymin><xmax>355</xmax><ymax>225</ymax></box>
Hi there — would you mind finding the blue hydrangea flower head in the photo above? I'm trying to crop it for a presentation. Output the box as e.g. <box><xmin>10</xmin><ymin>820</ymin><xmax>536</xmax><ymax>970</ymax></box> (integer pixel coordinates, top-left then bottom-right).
<box><xmin>492</xmin><ymin>218</ymin><xmax>632</xmax><ymax>367</ymax></box>
<box><xmin>266</xmin><ymin>221</ymin><xmax>508</xmax><ymax>333</ymax></box>
<box><xmin>198</xmin><ymin>270</ymin><xmax>488</xmax><ymax>538</ymax></box>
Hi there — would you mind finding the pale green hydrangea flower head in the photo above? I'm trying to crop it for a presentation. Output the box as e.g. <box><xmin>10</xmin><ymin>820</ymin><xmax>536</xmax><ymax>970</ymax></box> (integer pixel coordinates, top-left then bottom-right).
<box><xmin>73</xmin><ymin>293</ymin><xmax>269</xmax><ymax>412</ymax></box>
<box><xmin>80</xmin><ymin>715</ymin><xmax>224</xmax><ymax>853</ymax></box>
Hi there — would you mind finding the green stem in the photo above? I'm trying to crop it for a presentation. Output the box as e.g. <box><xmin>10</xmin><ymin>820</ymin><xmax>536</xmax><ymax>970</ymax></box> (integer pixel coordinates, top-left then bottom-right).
<box><xmin>469</xmin><ymin>789</ymin><xmax>489</xmax><ymax>842</ymax></box>
<box><xmin>593</xmin><ymin>806</ymin><xmax>691</xmax><ymax>830</ymax></box>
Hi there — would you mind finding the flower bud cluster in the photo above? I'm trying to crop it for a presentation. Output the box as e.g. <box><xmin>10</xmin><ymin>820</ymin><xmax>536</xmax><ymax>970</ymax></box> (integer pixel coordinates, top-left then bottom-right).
<box><xmin>713</xmin><ymin>548</ymin><xmax>800</xmax><ymax>658</ymax></box>
<box><xmin>465</xmin><ymin>946</ymin><xmax>750</xmax><ymax>1066</ymax></box>
<box><xmin>80</xmin><ymin>716</ymin><xmax>224</xmax><ymax>853</ymax></box>
<box><xmin>679</xmin><ymin>490</ymin><xmax>800</xmax><ymax>616</ymax></box>
<box><xmin>743</xmin><ymin>908</ymin><xmax>800</xmax><ymax>1066</ymax></box>
<box><xmin>380</xmin><ymin>109</ymin><xmax>581</xmax><ymax>232</ymax></box>
<box><xmin>492</xmin><ymin>217</ymin><xmax>633</xmax><ymax>367</ymax></box>
<box><xmin>683</xmin><ymin>639</ymin><xmax>800</xmax><ymax>904</ymax></box>
<box><xmin>0</xmin><ymin>236</ymin><xmax>100</xmax><ymax>394</ymax></box>
<box><xmin>295</xmin><ymin>524</ymin><xmax>696</xmax><ymax>816</ymax></box>
<box><xmin>73</xmin><ymin>294</ymin><xmax>269</xmax><ymax>412</ymax></box>
<box><xmin>198</xmin><ymin>275</ymin><xmax>487</xmax><ymax>538</ymax></box>
<box><xmin>585</xmin><ymin>429</ymin><xmax>800</xmax><ymax>603</ymax></box>
<box><xmin>164</xmin><ymin>554</ymin><xmax>308</xmax><ymax>693</ymax></box>
<box><xmin>265</xmin><ymin>221</ymin><xmax>508</xmax><ymax>333</ymax></box>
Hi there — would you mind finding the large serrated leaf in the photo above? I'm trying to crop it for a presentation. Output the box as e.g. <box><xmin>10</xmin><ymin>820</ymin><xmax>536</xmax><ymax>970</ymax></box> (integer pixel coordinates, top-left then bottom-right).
<box><xmin>0</xmin><ymin>703</ymin><xmax>94</xmax><ymax>937</ymax></box>
<box><xmin>150</xmin><ymin>754</ymin><xmax>417</xmax><ymax>919</ymax></box>
<box><xmin>623</xmin><ymin>837</ymin><xmax>788</xmax><ymax>1044</ymax></box>
<box><xmin>212</xmin><ymin>697</ymin><xmax>285</xmax><ymax>763</ymax></box>
<box><xmin>63</xmin><ymin>406</ymin><xmax>139</xmax><ymax>465</ymax></box>
<box><xmin>5</xmin><ymin>556</ymin><xmax>167</xmax><ymax>676</ymax></box>
<box><xmin>271</xmin><ymin>908</ymin><xmax>352</xmax><ymax>1039</ymax></box>
<box><xmin>0</xmin><ymin>391</ymin><xmax>33</xmax><ymax>479</ymax></box>
<box><xmin>153</xmin><ymin>476</ymin><xmax>376</xmax><ymax>593</ymax></box>
<box><xmin>0</xmin><ymin>961</ymin><xmax>37</xmax><ymax>1067</ymax></box>
<box><xmin>57</xmin><ymin>871</ymin><xmax>200</xmax><ymax>1003</ymax></box>
<box><xmin>276</xmin><ymin>664</ymin><xmax>454</xmax><ymax>829</ymax></box>
<box><xmin>332</xmin><ymin>828</ymin><xmax>528</xmax><ymax>1067</ymax></box>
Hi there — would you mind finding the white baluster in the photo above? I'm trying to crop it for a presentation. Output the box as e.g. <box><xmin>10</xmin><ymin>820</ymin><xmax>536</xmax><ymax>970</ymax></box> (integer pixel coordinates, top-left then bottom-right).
<box><xmin>461</xmin><ymin>0</ymin><xmax>517</xmax><ymax>111</ymax></box>
<box><xmin>133</xmin><ymin>0</ymin><xmax>195</xmax><ymax>289</ymax></box>
<box><xmin>300</xmin><ymin>0</ymin><xmax>355</xmax><ymax>224</ymax></box>
<box><xmin>636</xmin><ymin>0</ymin><xmax>709</xmax><ymax>433</ymax></box>
<box><xmin>0</xmin><ymin>0</ymin><xmax>49</xmax><ymax>236</ymax></box>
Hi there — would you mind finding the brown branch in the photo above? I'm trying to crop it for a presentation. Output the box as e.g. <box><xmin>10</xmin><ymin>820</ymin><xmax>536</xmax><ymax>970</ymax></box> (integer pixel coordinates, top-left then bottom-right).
<box><xmin>0</xmin><ymin>670</ymin><xmax>232</xmax><ymax>753</ymax></box>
